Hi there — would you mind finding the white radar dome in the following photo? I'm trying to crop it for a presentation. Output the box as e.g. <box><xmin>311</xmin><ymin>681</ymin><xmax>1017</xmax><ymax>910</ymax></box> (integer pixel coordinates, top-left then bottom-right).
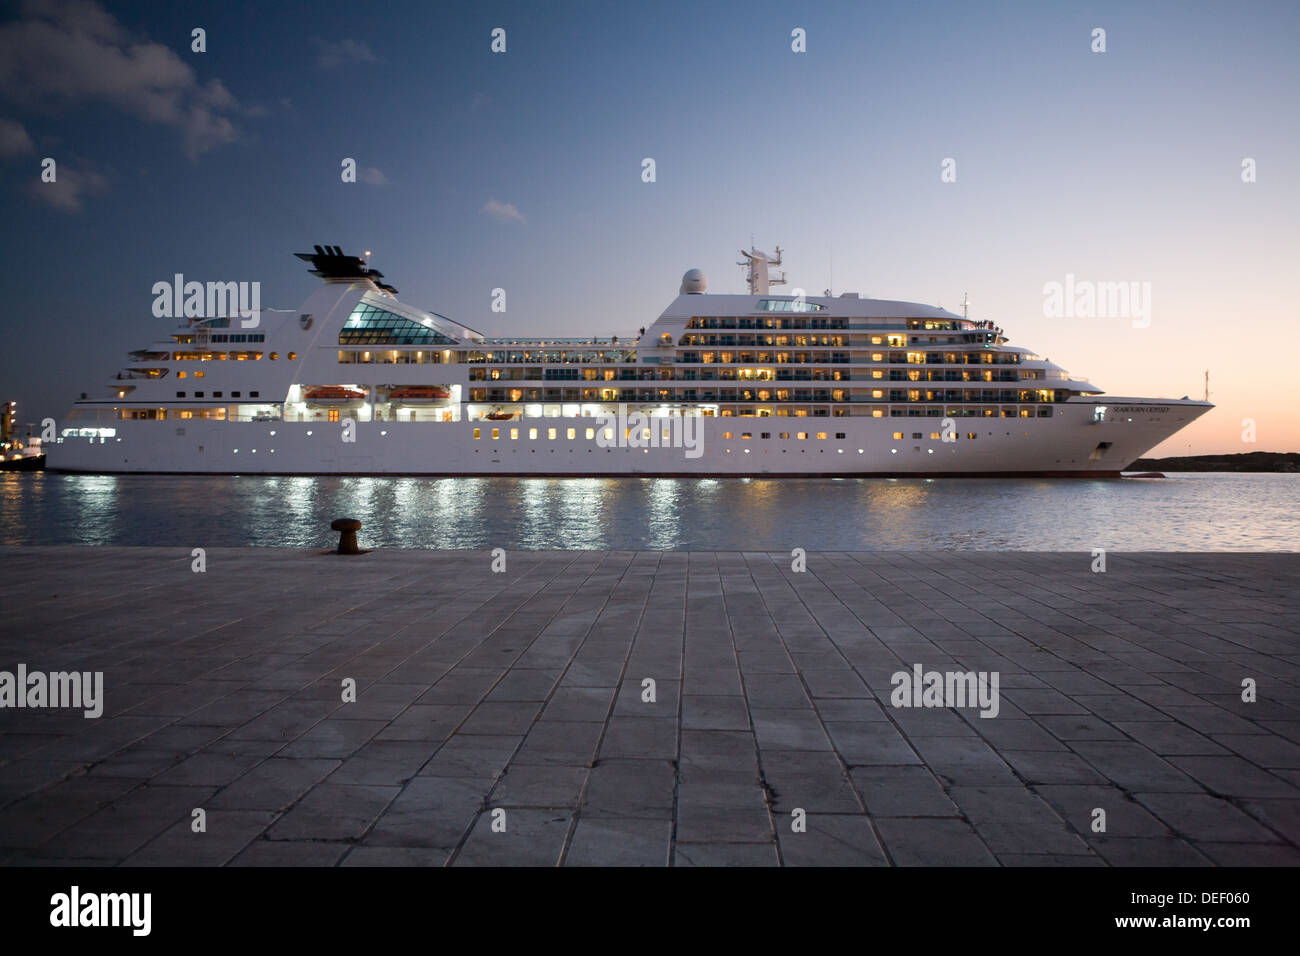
<box><xmin>680</xmin><ymin>268</ymin><xmax>707</xmax><ymax>294</ymax></box>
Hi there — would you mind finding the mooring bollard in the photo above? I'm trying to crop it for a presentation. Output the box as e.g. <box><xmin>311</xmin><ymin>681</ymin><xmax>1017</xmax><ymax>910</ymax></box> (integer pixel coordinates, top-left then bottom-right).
<box><xmin>331</xmin><ymin>517</ymin><xmax>363</xmax><ymax>555</ymax></box>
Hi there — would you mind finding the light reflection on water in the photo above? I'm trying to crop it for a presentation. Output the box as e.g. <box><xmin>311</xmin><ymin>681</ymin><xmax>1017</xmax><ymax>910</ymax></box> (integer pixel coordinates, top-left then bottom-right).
<box><xmin>0</xmin><ymin>472</ymin><xmax>1296</xmax><ymax>551</ymax></box>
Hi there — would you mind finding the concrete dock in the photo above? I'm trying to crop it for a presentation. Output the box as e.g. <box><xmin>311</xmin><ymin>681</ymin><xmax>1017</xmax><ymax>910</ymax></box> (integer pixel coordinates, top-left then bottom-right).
<box><xmin>1</xmin><ymin>547</ymin><xmax>1297</xmax><ymax>866</ymax></box>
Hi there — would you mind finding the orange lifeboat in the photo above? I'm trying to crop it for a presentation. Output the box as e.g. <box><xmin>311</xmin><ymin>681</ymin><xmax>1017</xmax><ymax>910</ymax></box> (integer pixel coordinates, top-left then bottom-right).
<box><xmin>387</xmin><ymin>385</ymin><xmax>451</xmax><ymax>404</ymax></box>
<box><xmin>303</xmin><ymin>386</ymin><xmax>367</xmax><ymax>406</ymax></box>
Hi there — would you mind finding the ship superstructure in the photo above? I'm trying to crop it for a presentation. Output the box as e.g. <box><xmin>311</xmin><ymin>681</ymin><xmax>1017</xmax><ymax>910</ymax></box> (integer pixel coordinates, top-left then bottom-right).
<box><xmin>47</xmin><ymin>245</ymin><xmax>1212</xmax><ymax>476</ymax></box>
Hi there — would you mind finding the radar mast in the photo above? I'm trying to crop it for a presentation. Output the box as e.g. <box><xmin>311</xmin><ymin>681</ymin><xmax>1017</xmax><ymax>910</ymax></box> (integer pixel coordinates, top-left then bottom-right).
<box><xmin>737</xmin><ymin>245</ymin><xmax>786</xmax><ymax>295</ymax></box>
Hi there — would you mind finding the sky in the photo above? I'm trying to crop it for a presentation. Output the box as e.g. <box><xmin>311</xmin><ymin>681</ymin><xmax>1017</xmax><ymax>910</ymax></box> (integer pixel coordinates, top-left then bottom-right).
<box><xmin>2</xmin><ymin>0</ymin><xmax>1297</xmax><ymax>456</ymax></box>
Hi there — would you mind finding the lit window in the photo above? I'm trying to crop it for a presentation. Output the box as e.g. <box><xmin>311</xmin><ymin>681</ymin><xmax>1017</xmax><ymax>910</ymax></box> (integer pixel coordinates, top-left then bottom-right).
<box><xmin>288</xmin><ymin>352</ymin><xmax>297</xmax><ymax>360</ymax></box>
<box><xmin>930</xmin><ymin>432</ymin><xmax>941</xmax><ymax>440</ymax></box>
<box><xmin>603</xmin><ymin>428</ymin><xmax>614</xmax><ymax>441</ymax></box>
<box><xmin>892</xmin><ymin>432</ymin><xmax>903</xmax><ymax>440</ymax></box>
<box><xmin>967</xmin><ymin>432</ymin><xmax>978</xmax><ymax>439</ymax></box>
<box><xmin>339</xmin><ymin>302</ymin><xmax>457</xmax><ymax>347</ymax></box>
<box><xmin>797</xmin><ymin>432</ymin><xmax>807</xmax><ymax>440</ymax></box>
<box><xmin>816</xmin><ymin>432</ymin><xmax>828</xmax><ymax>439</ymax></box>
<box><xmin>585</xmin><ymin>427</ymin><xmax>595</xmax><ymax>439</ymax></box>
<box><xmin>270</xmin><ymin>352</ymin><xmax>278</xmax><ymax>360</ymax></box>
<box><xmin>548</xmin><ymin>428</ymin><xmax>557</xmax><ymax>439</ymax></box>
<box><xmin>566</xmin><ymin>427</ymin><xmax>575</xmax><ymax>440</ymax></box>
<box><xmin>491</xmin><ymin>428</ymin><xmax>500</xmax><ymax>439</ymax></box>
<box><xmin>741</xmin><ymin>432</ymin><xmax>751</xmax><ymax>439</ymax></box>
<box><xmin>779</xmin><ymin>432</ymin><xmax>790</xmax><ymax>439</ymax></box>
<box><xmin>723</xmin><ymin>431</ymin><xmax>733</xmax><ymax>440</ymax></box>
<box><xmin>195</xmin><ymin>371</ymin><xmax>204</xmax><ymax>378</ymax></box>
<box><xmin>177</xmin><ymin>371</ymin><xmax>186</xmax><ymax>379</ymax></box>
<box><xmin>473</xmin><ymin>428</ymin><xmax>481</xmax><ymax>439</ymax></box>
<box><xmin>510</xmin><ymin>428</ymin><xmax>519</xmax><ymax>439</ymax></box>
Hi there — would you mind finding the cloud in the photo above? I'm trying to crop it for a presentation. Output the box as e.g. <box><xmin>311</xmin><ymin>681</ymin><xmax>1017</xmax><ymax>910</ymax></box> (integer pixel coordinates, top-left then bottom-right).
<box><xmin>0</xmin><ymin>0</ymin><xmax>241</xmax><ymax>159</ymax></box>
<box><xmin>0</xmin><ymin>118</ymin><xmax>34</xmax><ymax>156</ymax></box>
<box><xmin>26</xmin><ymin>160</ymin><xmax>107</xmax><ymax>212</ymax></box>
<box><xmin>311</xmin><ymin>37</ymin><xmax>380</xmax><ymax>69</ymax></box>
<box><xmin>482</xmin><ymin>199</ymin><xmax>525</xmax><ymax>225</ymax></box>
<box><xmin>358</xmin><ymin>166</ymin><xmax>386</xmax><ymax>185</ymax></box>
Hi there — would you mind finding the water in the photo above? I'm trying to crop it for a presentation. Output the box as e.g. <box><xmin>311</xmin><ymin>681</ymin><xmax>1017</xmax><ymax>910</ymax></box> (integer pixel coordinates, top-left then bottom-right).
<box><xmin>1</xmin><ymin>472</ymin><xmax>1295</xmax><ymax>551</ymax></box>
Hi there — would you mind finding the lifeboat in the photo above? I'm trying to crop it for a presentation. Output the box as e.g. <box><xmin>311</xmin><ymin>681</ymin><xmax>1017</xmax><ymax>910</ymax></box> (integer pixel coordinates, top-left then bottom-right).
<box><xmin>387</xmin><ymin>385</ymin><xmax>451</xmax><ymax>404</ymax></box>
<box><xmin>483</xmin><ymin>407</ymin><xmax>516</xmax><ymax>421</ymax></box>
<box><xmin>303</xmin><ymin>386</ymin><xmax>367</xmax><ymax>407</ymax></box>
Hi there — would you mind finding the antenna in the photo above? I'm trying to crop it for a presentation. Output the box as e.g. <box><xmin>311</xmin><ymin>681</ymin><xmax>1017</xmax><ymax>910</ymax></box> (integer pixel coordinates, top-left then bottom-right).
<box><xmin>1203</xmin><ymin>370</ymin><xmax>1210</xmax><ymax>403</ymax></box>
<box><xmin>961</xmin><ymin>291</ymin><xmax>970</xmax><ymax>321</ymax></box>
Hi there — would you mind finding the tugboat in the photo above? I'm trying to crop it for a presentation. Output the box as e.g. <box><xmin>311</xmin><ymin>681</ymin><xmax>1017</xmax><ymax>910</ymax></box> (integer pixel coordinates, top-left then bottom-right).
<box><xmin>0</xmin><ymin>400</ymin><xmax>45</xmax><ymax>471</ymax></box>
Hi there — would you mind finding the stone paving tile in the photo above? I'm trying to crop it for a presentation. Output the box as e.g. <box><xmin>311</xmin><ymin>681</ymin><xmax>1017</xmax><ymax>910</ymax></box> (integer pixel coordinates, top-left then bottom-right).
<box><xmin>777</xmin><ymin>813</ymin><xmax>889</xmax><ymax>866</ymax></box>
<box><xmin>874</xmin><ymin>817</ymin><xmax>998</xmax><ymax>866</ymax></box>
<box><xmin>491</xmin><ymin>764</ymin><xmax>588</xmax><ymax>809</ymax></box>
<box><xmin>364</xmin><ymin>776</ymin><xmax>482</xmax><ymax>848</ymax></box>
<box><xmin>1067</xmin><ymin>741</ymin><xmax>1202</xmax><ymax>792</ymax></box>
<box><xmin>582</xmin><ymin>759</ymin><xmax>675</xmax><ymax>819</ymax></box>
<box><xmin>453</xmin><ymin>808</ymin><xmax>571</xmax><ymax>866</ymax></box>
<box><xmin>948</xmin><ymin>785</ymin><xmax>1091</xmax><ymax>856</ymax></box>
<box><xmin>341</xmin><ymin>846</ymin><xmax>453</xmax><ymax>866</ymax></box>
<box><xmin>265</xmin><ymin>783</ymin><xmax>398</xmax><ymax>842</ymax></box>
<box><xmin>674</xmin><ymin>843</ymin><xmax>779</xmax><ymax>866</ymax></box>
<box><xmin>124</xmin><ymin>809</ymin><xmax>279</xmax><ymax>866</ymax></box>
<box><xmin>207</xmin><ymin>757</ymin><xmax>340</xmax><ymax>810</ymax></box>
<box><xmin>1132</xmin><ymin>792</ymin><xmax>1283</xmax><ymax>844</ymax></box>
<box><xmin>2</xmin><ymin>547</ymin><xmax>1298</xmax><ymax>867</ymax></box>
<box><xmin>1164</xmin><ymin>755</ymin><xmax>1296</xmax><ymax>797</ymax></box>
<box><xmin>228</xmin><ymin>840</ymin><xmax>348</xmax><ymax>866</ymax></box>
<box><xmin>849</xmin><ymin>765</ymin><xmax>960</xmax><ymax>817</ymax></box>
<box><xmin>564</xmin><ymin>817</ymin><xmax>672</xmax><ymax>866</ymax></box>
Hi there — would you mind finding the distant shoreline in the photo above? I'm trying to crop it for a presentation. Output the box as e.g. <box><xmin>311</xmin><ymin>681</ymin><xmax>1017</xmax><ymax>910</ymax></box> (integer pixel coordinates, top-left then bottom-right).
<box><xmin>1129</xmin><ymin>452</ymin><xmax>1299</xmax><ymax>473</ymax></box>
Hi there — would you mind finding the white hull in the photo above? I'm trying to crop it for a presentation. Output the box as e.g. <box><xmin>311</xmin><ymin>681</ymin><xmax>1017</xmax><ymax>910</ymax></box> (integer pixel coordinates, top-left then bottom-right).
<box><xmin>48</xmin><ymin>399</ymin><xmax>1208</xmax><ymax>477</ymax></box>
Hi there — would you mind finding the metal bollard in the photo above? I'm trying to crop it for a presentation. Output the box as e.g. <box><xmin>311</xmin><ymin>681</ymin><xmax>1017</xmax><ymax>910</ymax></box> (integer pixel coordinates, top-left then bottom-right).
<box><xmin>331</xmin><ymin>517</ymin><xmax>363</xmax><ymax>555</ymax></box>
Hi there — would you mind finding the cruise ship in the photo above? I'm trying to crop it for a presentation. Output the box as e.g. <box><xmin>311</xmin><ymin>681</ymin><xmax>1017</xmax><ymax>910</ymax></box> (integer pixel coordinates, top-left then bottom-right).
<box><xmin>47</xmin><ymin>245</ymin><xmax>1211</xmax><ymax>477</ymax></box>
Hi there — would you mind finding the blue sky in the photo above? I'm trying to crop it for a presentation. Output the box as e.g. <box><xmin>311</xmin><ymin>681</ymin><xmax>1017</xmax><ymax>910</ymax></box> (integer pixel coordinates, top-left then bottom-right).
<box><xmin>3</xmin><ymin>0</ymin><xmax>1297</xmax><ymax>454</ymax></box>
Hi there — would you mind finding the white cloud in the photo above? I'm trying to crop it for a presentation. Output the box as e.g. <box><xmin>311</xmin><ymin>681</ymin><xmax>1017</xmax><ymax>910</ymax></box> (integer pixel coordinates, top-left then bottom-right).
<box><xmin>358</xmin><ymin>166</ymin><xmax>386</xmax><ymax>186</ymax></box>
<box><xmin>482</xmin><ymin>199</ymin><xmax>525</xmax><ymax>225</ymax></box>
<box><xmin>0</xmin><ymin>0</ymin><xmax>241</xmax><ymax>159</ymax></box>
<box><xmin>311</xmin><ymin>37</ymin><xmax>380</xmax><ymax>69</ymax></box>
<box><xmin>26</xmin><ymin>160</ymin><xmax>107</xmax><ymax>212</ymax></box>
<box><xmin>0</xmin><ymin>118</ymin><xmax>34</xmax><ymax>156</ymax></box>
